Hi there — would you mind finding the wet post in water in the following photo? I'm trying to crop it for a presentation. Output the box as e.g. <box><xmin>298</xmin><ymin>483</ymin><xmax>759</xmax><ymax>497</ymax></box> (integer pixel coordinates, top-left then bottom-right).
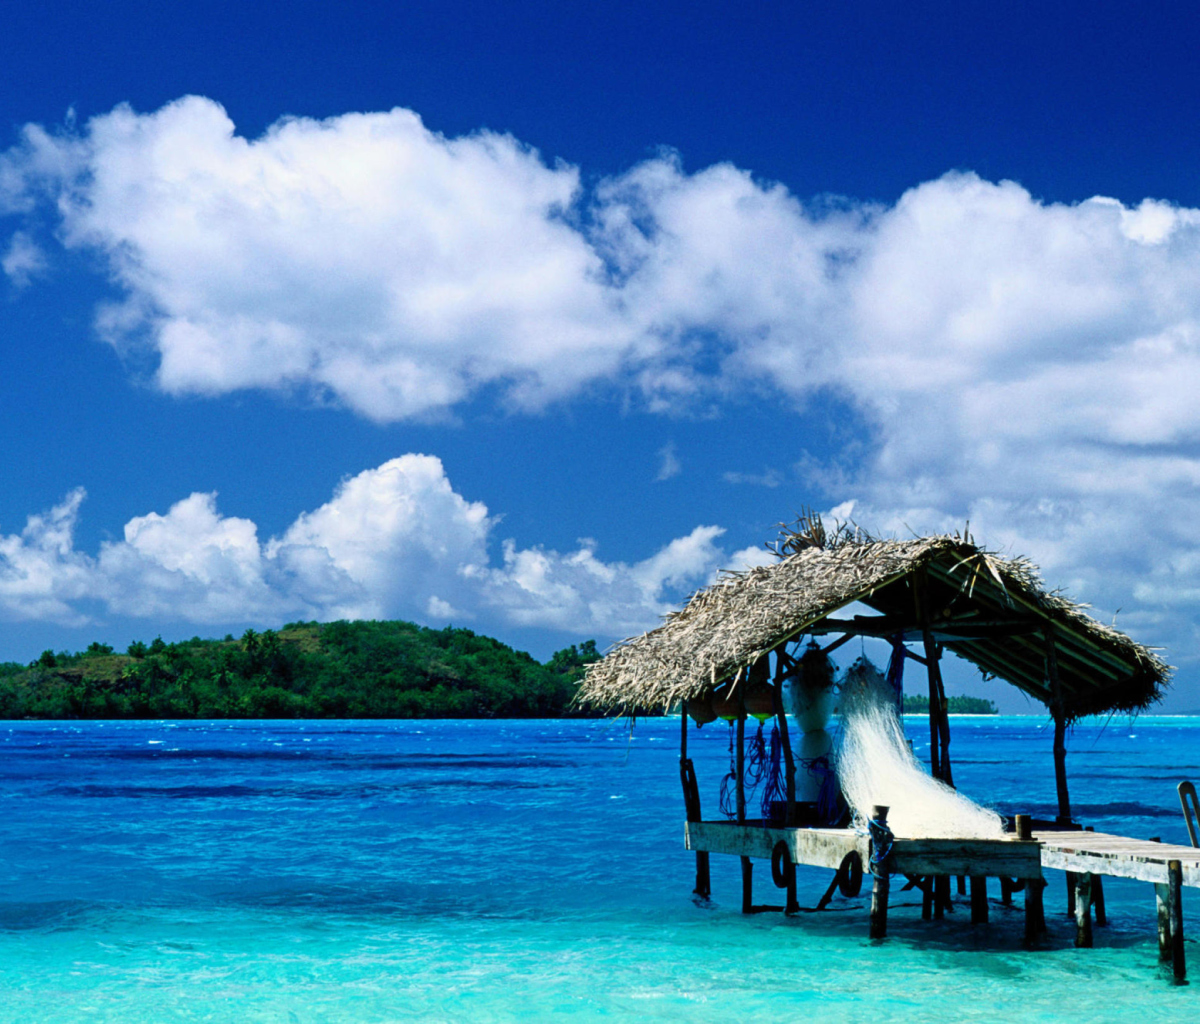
<box><xmin>869</xmin><ymin>804</ymin><xmax>891</xmax><ymax>939</ymax></box>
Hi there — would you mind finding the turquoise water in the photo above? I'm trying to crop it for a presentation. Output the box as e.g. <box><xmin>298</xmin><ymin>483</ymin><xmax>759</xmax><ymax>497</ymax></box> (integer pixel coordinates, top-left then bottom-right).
<box><xmin>0</xmin><ymin>716</ymin><xmax>1196</xmax><ymax>1022</ymax></box>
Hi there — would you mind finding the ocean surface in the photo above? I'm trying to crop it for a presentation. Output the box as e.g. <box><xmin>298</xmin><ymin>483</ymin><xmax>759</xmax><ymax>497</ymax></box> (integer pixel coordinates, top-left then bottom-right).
<box><xmin>0</xmin><ymin>715</ymin><xmax>1196</xmax><ymax>1022</ymax></box>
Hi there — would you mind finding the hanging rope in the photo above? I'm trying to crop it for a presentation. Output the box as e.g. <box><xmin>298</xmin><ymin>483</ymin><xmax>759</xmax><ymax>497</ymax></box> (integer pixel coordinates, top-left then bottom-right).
<box><xmin>745</xmin><ymin>721</ymin><xmax>769</xmax><ymax>784</ymax></box>
<box><xmin>798</xmin><ymin>753</ymin><xmax>843</xmax><ymax>825</ymax></box>
<box><xmin>718</xmin><ymin>720</ymin><xmax>737</xmax><ymax>819</ymax></box>
<box><xmin>760</xmin><ymin>724</ymin><xmax>786</xmax><ymax>821</ymax></box>
<box><xmin>868</xmin><ymin>815</ymin><xmax>895</xmax><ymax>876</ymax></box>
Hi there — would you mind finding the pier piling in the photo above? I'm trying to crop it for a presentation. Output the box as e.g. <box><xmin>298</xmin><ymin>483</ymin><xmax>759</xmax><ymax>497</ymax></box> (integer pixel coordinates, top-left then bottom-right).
<box><xmin>1074</xmin><ymin>873</ymin><xmax>1093</xmax><ymax>948</ymax></box>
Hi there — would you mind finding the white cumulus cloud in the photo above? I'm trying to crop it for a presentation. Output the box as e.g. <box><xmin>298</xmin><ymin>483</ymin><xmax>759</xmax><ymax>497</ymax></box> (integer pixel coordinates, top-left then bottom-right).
<box><xmin>8</xmin><ymin>98</ymin><xmax>1200</xmax><ymax>674</ymax></box>
<box><xmin>0</xmin><ymin>456</ymin><xmax>734</xmax><ymax>639</ymax></box>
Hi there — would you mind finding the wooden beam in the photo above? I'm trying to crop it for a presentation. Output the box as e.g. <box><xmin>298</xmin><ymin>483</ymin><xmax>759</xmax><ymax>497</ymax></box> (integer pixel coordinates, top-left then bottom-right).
<box><xmin>1045</xmin><ymin>625</ymin><xmax>1071</xmax><ymax>823</ymax></box>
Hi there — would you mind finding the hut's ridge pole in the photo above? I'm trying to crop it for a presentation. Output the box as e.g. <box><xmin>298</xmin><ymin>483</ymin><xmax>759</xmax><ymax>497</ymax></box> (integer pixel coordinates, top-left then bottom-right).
<box><xmin>1044</xmin><ymin>624</ymin><xmax>1072</xmax><ymax>824</ymax></box>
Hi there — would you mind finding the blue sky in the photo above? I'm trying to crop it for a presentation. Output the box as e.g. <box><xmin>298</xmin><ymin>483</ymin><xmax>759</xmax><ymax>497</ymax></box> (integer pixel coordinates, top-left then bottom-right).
<box><xmin>3</xmin><ymin>1</ymin><xmax>1200</xmax><ymax>711</ymax></box>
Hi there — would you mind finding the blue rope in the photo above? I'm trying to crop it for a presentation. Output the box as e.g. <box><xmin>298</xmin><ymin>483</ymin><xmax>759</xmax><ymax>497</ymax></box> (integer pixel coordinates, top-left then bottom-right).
<box><xmin>868</xmin><ymin>816</ymin><xmax>895</xmax><ymax>875</ymax></box>
<box><xmin>718</xmin><ymin>721</ymin><xmax>737</xmax><ymax>819</ymax></box>
<box><xmin>746</xmin><ymin>721</ymin><xmax>769</xmax><ymax>785</ymax></box>
<box><xmin>759</xmin><ymin>724</ymin><xmax>785</xmax><ymax>820</ymax></box>
<box><xmin>799</xmin><ymin>754</ymin><xmax>841</xmax><ymax>825</ymax></box>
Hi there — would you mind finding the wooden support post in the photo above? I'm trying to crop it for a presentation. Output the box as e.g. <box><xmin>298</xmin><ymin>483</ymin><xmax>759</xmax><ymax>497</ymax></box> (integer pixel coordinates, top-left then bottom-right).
<box><xmin>771</xmin><ymin>655</ymin><xmax>797</xmax><ymax>828</ymax></box>
<box><xmin>934</xmin><ymin>875</ymin><xmax>951</xmax><ymax>918</ymax></box>
<box><xmin>1075</xmin><ymin>873</ymin><xmax>1093</xmax><ymax>948</ymax></box>
<box><xmin>869</xmin><ymin>805</ymin><xmax>890</xmax><ymax>939</ymax></box>
<box><xmin>736</xmin><ymin>686</ymin><xmax>751</xmax><ymax>913</ymax></box>
<box><xmin>770</xmin><ymin>668</ymin><xmax>799</xmax><ymax>914</ymax></box>
<box><xmin>922</xmin><ymin>879</ymin><xmax>933</xmax><ymax>921</ymax></box>
<box><xmin>736</xmin><ymin>690</ymin><xmax>746</xmax><ymax>824</ymax></box>
<box><xmin>1156</xmin><ymin>883</ymin><xmax>1172</xmax><ymax>961</ymax></box>
<box><xmin>1082</xmin><ymin>828</ymin><xmax>1106</xmax><ymax>926</ymax></box>
<box><xmin>1027</xmin><ymin>878</ymin><xmax>1046</xmax><ymax>941</ymax></box>
<box><xmin>1024</xmin><ymin>881</ymin><xmax>1040</xmax><ymax>946</ymax></box>
<box><xmin>1169</xmin><ymin>859</ymin><xmax>1186</xmax><ymax>982</ymax></box>
<box><xmin>970</xmin><ymin>876</ymin><xmax>988</xmax><ymax>924</ymax></box>
<box><xmin>1000</xmin><ymin>877</ymin><xmax>1014</xmax><ymax>905</ymax></box>
<box><xmin>914</xmin><ymin>572</ymin><xmax>941</xmax><ymax>780</ymax></box>
<box><xmin>956</xmin><ymin>875</ymin><xmax>967</xmax><ymax>896</ymax></box>
<box><xmin>1044</xmin><ymin>626</ymin><xmax>1072</xmax><ymax>825</ymax></box>
<box><xmin>1066</xmin><ymin>872</ymin><xmax>1076</xmax><ymax>917</ymax></box>
<box><xmin>679</xmin><ymin>713</ymin><xmax>710</xmax><ymax>898</ymax></box>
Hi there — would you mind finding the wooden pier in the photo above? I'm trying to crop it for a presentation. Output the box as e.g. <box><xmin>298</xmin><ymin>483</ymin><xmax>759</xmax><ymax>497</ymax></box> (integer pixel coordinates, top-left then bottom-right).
<box><xmin>686</xmin><ymin>819</ymin><xmax>1196</xmax><ymax>981</ymax></box>
<box><xmin>685</xmin><ymin>818</ymin><xmax>1044</xmax><ymax>939</ymax></box>
<box><xmin>1035</xmin><ymin>828</ymin><xmax>1198</xmax><ymax>980</ymax></box>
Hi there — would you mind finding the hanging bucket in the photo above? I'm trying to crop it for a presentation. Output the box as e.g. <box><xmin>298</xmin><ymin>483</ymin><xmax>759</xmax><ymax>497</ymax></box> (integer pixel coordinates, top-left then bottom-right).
<box><xmin>711</xmin><ymin>687</ymin><xmax>744</xmax><ymax>721</ymax></box>
<box><xmin>744</xmin><ymin>681</ymin><xmax>776</xmax><ymax>723</ymax></box>
<box><xmin>686</xmin><ymin>692</ymin><xmax>717</xmax><ymax>726</ymax></box>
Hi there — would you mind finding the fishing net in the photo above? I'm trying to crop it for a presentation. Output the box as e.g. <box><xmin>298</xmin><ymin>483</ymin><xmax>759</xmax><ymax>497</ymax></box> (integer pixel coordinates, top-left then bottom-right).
<box><xmin>835</xmin><ymin>657</ymin><xmax>1003</xmax><ymax>840</ymax></box>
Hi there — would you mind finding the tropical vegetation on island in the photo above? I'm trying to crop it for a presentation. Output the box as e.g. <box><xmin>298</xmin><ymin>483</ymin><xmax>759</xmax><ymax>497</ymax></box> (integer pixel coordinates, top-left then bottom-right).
<box><xmin>0</xmin><ymin>620</ymin><xmax>602</xmax><ymax>719</ymax></box>
<box><xmin>903</xmin><ymin>694</ymin><xmax>998</xmax><ymax>715</ymax></box>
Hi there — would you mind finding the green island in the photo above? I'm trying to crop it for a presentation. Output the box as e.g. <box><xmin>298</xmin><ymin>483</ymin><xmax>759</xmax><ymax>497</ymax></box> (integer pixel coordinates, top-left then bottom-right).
<box><xmin>903</xmin><ymin>694</ymin><xmax>998</xmax><ymax>715</ymax></box>
<box><xmin>0</xmin><ymin>621</ymin><xmax>602</xmax><ymax>719</ymax></box>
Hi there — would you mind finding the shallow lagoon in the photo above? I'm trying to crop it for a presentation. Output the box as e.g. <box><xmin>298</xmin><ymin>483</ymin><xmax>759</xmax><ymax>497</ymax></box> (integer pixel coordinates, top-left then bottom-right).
<box><xmin>0</xmin><ymin>716</ymin><xmax>1196</xmax><ymax>1021</ymax></box>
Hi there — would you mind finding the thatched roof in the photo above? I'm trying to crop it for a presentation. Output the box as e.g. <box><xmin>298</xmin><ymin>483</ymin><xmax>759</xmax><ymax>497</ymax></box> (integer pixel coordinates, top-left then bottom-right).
<box><xmin>578</xmin><ymin>526</ymin><xmax>1170</xmax><ymax>720</ymax></box>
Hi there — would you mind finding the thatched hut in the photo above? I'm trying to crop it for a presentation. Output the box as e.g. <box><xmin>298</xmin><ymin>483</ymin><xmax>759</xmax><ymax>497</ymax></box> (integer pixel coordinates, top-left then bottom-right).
<box><xmin>579</xmin><ymin>517</ymin><xmax>1194</xmax><ymax>953</ymax></box>
<box><xmin>578</xmin><ymin>517</ymin><xmax>1170</xmax><ymax>915</ymax></box>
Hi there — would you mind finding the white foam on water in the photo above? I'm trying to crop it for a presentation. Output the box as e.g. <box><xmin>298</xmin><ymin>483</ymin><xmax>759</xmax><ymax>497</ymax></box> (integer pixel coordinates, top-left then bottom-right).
<box><xmin>835</xmin><ymin>661</ymin><xmax>1004</xmax><ymax>839</ymax></box>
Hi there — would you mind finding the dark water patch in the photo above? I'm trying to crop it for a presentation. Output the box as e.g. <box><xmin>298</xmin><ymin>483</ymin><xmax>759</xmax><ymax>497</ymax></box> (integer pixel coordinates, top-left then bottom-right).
<box><xmin>46</xmin><ymin>777</ymin><xmax>554</xmax><ymax>800</ymax></box>
<box><xmin>48</xmin><ymin>783</ymin><xmax>268</xmax><ymax>799</ymax></box>
<box><xmin>0</xmin><ymin>899</ymin><xmax>99</xmax><ymax>931</ymax></box>
<box><xmin>1014</xmin><ymin>801</ymin><xmax>1185</xmax><ymax>820</ymax></box>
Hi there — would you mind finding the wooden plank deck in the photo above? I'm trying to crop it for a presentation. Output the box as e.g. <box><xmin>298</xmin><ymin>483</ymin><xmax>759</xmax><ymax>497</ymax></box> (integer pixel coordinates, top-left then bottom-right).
<box><xmin>685</xmin><ymin>820</ymin><xmax>1043</xmax><ymax>879</ymax></box>
<box><xmin>1034</xmin><ymin>829</ymin><xmax>1200</xmax><ymax>887</ymax></box>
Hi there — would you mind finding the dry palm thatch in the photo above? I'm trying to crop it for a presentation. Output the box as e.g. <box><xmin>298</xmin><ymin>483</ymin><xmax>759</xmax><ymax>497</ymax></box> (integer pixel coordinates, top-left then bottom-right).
<box><xmin>578</xmin><ymin>517</ymin><xmax>1170</xmax><ymax>721</ymax></box>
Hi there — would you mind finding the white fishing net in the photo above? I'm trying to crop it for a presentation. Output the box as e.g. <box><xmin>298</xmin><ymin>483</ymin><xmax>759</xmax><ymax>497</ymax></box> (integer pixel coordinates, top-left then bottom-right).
<box><xmin>834</xmin><ymin>658</ymin><xmax>1004</xmax><ymax>840</ymax></box>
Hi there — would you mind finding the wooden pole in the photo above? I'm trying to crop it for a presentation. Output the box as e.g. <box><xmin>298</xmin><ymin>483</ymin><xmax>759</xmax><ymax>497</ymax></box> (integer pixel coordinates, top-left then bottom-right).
<box><xmin>917</xmin><ymin>572</ymin><xmax>953</xmax><ymax>786</ymax></box>
<box><xmin>1169</xmin><ymin>859</ymin><xmax>1186</xmax><ymax>981</ymax></box>
<box><xmin>869</xmin><ymin>805</ymin><xmax>890</xmax><ymax>939</ymax></box>
<box><xmin>1156</xmin><ymin>882</ymin><xmax>1172</xmax><ymax>961</ymax></box>
<box><xmin>922</xmin><ymin>880</ymin><xmax>933</xmax><ymax>921</ymax></box>
<box><xmin>970</xmin><ymin>876</ymin><xmax>988</xmax><ymax>924</ymax></box>
<box><xmin>1084</xmin><ymin>827</ymin><xmax>1106</xmax><ymax>926</ymax></box>
<box><xmin>1075</xmin><ymin>873</ymin><xmax>1093</xmax><ymax>948</ymax></box>
<box><xmin>679</xmin><ymin>710</ymin><xmax>710</xmax><ymax>898</ymax></box>
<box><xmin>915</xmin><ymin>572</ymin><xmax>941</xmax><ymax>780</ymax></box>
<box><xmin>737</xmin><ymin>683</ymin><xmax>751</xmax><ymax>913</ymax></box>
<box><xmin>1024</xmin><ymin>879</ymin><xmax>1040</xmax><ymax>946</ymax></box>
<box><xmin>771</xmin><ymin>653</ymin><xmax>797</xmax><ymax>828</ymax></box>
<box><xmin>770</xmin><ymin>656</ymin><xmax>799</xmax><ymax>914</ymax></box>
<box><xmin>1066</xmin><ymin>871</ymin><xmax>1076</xmax><ymax>917</ymax></box>
<box><xmin>1027</xmin><ymin>878</ymin><xmax>1046</xmax><ymax>940</ymax></box>
<box><xmin>1044</xmin><ymin>625</ymin><xmax>1072</xmax><ymax>824</ymax></box>
<box><xmin>934</xmin><ymin>875</ymin><xmax>951</xmax><ymax>919</ymax></box>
